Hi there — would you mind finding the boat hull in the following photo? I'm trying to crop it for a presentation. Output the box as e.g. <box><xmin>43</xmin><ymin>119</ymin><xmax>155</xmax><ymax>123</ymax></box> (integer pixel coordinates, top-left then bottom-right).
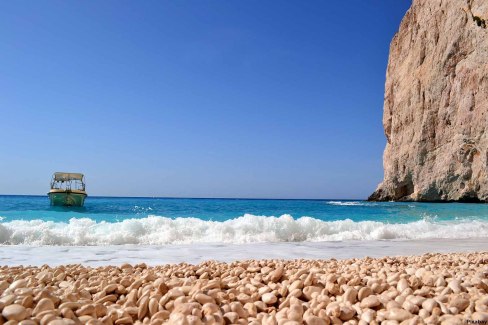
<box><xmin>48</xmin><ymin>191</ymin><xmax>87</xmax><ymax>207</ymax></box>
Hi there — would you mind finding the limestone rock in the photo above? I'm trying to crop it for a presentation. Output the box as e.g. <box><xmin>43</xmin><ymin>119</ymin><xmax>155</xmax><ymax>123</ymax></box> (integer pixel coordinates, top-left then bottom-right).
<box><xmin>370</xmin><ymin>0</ymin><xmax>488</xmax><ymax>202</ymax></box>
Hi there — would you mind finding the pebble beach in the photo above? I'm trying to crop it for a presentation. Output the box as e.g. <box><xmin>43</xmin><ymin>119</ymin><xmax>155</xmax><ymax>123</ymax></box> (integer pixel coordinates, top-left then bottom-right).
<box><xmin>1</xmin><ymin>252</ymin><xmax>487</xmax><ymax>325</ymax></box>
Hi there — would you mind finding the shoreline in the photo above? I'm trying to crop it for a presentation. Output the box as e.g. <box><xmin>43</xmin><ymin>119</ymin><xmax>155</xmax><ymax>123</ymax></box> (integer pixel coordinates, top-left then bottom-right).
<box><xmin>1</xmin><ymin>238</ymin><xmax>487</xmax><ymax>266</ymax></box>
<box><xmin>0</xmin><ymin>252</ymin><xmax>487</xmax><ymax>324</ymax></box>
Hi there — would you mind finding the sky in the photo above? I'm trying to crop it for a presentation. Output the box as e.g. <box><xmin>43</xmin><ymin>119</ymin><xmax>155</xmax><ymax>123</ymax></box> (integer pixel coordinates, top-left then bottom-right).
<box><xmin>0</xmin><ymin>0</ymin><xmax>411</xmax><ymax>199</ymax></box>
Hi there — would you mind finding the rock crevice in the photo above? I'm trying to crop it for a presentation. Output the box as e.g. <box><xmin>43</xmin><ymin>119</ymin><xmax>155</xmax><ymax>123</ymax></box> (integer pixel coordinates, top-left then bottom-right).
<box><xmin>370</xmin><ymin>0</ymin><xmax>488</xmax><ymax>202</ymax></box>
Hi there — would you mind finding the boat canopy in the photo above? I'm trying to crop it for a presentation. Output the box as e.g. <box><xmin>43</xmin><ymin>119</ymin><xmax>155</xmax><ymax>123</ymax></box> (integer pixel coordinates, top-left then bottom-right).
<box><xmin>53</xmin><ymin>172</ymin><xmax>84</xmax><ymax>182</ymax></box>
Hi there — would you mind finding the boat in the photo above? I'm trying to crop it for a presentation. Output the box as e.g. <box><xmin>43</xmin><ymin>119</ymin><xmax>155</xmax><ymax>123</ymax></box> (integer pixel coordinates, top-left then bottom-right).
<box><xmin>48</xmin><ymin>172</ymin><xmax>87</xmax><ymax>207</ymax></box>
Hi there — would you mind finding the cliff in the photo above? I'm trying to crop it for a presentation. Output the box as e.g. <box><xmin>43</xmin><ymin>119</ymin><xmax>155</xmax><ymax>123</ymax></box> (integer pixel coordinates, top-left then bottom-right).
<box><xmin>370</xmin><ymin>0</ymin><xmax>488</xmax><ymax>202</ymax></box>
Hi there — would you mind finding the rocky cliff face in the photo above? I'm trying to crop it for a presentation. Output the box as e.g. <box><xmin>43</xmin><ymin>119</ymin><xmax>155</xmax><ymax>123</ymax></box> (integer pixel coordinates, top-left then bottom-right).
<box><xmin>370</xmin><ymin>0</ymin><xmax>488</xmax><ymax>202</ymax></box>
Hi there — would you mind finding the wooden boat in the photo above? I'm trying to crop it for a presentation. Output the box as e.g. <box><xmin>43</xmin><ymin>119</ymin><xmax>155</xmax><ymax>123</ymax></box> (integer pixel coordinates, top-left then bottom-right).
<box><xmin>48</xmin><ymin>172</ymin><xmax>87</xmax><ymax>207</ymax></box>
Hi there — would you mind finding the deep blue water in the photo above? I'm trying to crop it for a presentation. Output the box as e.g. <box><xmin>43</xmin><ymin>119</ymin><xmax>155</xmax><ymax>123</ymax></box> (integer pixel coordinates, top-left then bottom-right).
<box><xmin>1</xmin><ymin>195</ymin><xmax>488</xmax><ymax>223</ymax></box>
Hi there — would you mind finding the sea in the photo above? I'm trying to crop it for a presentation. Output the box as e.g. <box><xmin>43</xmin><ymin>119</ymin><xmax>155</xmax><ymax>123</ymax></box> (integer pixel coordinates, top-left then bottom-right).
<box><xmin>0</xmin><ymin>195</ymin><xmax>487</xmax><ymax>266</ymax></box>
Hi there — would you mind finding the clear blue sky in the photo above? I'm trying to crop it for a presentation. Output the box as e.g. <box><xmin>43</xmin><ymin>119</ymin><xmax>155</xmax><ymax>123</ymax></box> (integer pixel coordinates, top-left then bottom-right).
<box><xmin>0</xmin><ymin>0</ymin><xmax>411</xmax><ymax>199</ymax></box>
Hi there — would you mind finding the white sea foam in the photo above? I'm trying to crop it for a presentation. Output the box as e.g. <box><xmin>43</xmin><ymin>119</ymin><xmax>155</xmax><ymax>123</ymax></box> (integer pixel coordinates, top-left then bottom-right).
<box><xmin>2</xmin><ymin>239</ymin><xmax>488</xmax><ymax>266</ymax></box>
<box><xmin>325</xmin><ymin>201</ymin><xmax>371</xmax><ymax>206</ymax></box>
<box><xmin>0</xmin><ymin>214</ymin><xmax>487</xmax><ymax>246</ymax></box>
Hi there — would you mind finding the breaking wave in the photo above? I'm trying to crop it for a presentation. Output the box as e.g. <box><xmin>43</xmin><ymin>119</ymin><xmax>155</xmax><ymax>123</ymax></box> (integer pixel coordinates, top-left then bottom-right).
<box><xmin>0</xmin><ymin>214</ymin><xmax>487</xmax><ymax>245</ymax></box>
<box><xmin>325</xmin><ymin>201</ymin><xmax>371</xmax><ymax>206</ymax></box>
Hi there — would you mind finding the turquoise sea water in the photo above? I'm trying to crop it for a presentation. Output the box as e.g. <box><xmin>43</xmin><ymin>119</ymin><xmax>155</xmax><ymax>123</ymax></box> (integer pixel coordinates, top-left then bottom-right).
<box><xmin>0</xmin><ymin>195</ymin><xmax>487</xmax><ymax>245</ymax></box>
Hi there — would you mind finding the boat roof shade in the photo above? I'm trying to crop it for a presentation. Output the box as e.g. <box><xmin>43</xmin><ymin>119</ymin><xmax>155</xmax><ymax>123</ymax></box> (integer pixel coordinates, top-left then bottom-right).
<box><xmin>53</xmin><ymin>172</ymin><xmax>84</xmax><ymax>181</ymax></box>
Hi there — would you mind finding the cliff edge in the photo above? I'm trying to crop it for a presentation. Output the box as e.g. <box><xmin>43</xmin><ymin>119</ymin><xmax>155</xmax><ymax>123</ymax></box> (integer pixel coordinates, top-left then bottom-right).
<box><xmin>370</xmin><ymin>0</ymin><xmax>488</xmax><ymax>202</ymax></box>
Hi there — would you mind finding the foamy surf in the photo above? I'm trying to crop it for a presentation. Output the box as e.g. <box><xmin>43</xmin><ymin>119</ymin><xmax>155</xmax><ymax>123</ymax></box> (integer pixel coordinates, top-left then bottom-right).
<box><xmin>0</xmin><ymin>214</ymin><xmax>487</xmax><ymax>245</ymax></box>
<box><xmin>324</xmin><ymin>201</ymin><xmax>382</xmax><ymax>206</ymax></box>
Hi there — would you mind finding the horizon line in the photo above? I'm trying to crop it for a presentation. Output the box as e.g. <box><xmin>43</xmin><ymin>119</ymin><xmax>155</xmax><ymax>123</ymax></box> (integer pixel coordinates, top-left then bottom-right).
<box><xmin>0</xmin><ymin>194</ymin><xmax>365</xmax><ymax>201</ymax></box>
